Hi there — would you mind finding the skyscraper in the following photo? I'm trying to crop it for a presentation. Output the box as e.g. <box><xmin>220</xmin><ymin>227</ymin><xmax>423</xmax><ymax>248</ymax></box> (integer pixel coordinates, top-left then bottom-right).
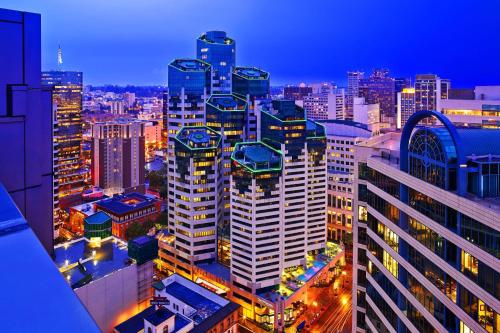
<box><xmin>205</xmin><ymin>94</ymin><xmax>247</xmax><ymax>265</ymax></box>
<box><xmin>230</xmin><ymin>142</ymin><xmax>283</xmax><ymax>292</ymax></box>
<box><xmin>415</xmin><ymin>74</ymin><xmax>450</xmax><ymax>112</ymax></box>
<box><xmin>90</xmin><ymin>119</ymin><xmax>146</xmax><ymax>196</ymax></box>
<box><xmin>197</xmin><ymin>31</ymin><xmax>235</xmax><ymax>94</ymax></box>
<box><xmin>397</xmin><ymin>87</ymin><xmax>416</xmax><ymax>129</ymax></box>
<box><xmin>346</xmin><ymin>71</ymin><xmax>365</xmax><ymax>120</ymax></box>
<box><xmin>359</xmin><ymin>69</ymin><xmax>395</xmax><ymax>124</ymax></box>
<box><xmin>232</xmin><ymin>67</ymin><xmax>270</xmax><ymax>141</ymax></box>
<box><xmin>0</xmin><ymin>8</ymin><xmax>54</xmax><ymax>252</ymax></box>
<box><xmin>352</xmin><ymin>111</ymin><xmax>499</xmax><ymax>333</ymax></box>
<box><xmin>167</xmin><ymin>126</ymin><xmax>222</xmax><ymax>274</ymax></box>
<box><xmin>167</xmin><ymin>59</ymin><xmax>211</xmax><ymax>234</ymax></box>
<box><xmin>303</xmin><ymin>90</ymin><xmax>346</xmax><ymax>120</ymax></box>
<box><xmin>319</xmin><ymin>120</ymin><xmax>371</xmax><ymax>244</ymax></box>
<box><xmin>261</xmin><ymin>100</ymin><xmax>327</xmax><ymax>264</ymax></box>
<box><xmin>42</xmin><ymin>70</ymin><xmax>84</xmax><ymax>236</ymax></box>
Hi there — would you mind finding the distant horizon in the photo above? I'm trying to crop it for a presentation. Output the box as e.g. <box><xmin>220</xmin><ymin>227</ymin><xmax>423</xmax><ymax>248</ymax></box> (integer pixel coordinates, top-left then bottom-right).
<box><xmin>3</xmin><ymin>0</ymin><xmax>500</xmax><ymax>88</ymax></box>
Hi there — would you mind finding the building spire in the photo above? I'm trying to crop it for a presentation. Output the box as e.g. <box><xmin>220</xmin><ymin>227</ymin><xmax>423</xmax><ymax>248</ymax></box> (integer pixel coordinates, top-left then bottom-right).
<box><xmin>57</xmin><ymin>45</ymin><xmax>63</xmax><ymax>68</ymax></box>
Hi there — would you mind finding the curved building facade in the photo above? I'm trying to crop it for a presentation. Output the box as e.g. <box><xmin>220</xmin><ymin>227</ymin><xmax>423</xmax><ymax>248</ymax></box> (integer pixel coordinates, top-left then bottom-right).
<box><xmin>352</xmin><ymin>111</ymin><xmax>499</xmax><ymax>333</ymax></box>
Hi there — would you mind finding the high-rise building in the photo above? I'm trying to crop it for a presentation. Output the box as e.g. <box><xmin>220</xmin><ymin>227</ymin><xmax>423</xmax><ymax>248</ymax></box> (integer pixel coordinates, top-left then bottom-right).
<box><xmin>42</xmin><ymin>70</ymin><xmax>84</xmax><ymax>235</ymax></box>
<box><xmin>304</xmin><ymin>90</ymin><xmax>345</xmax><ymax>120</ymax></box>
<box><xmin>205</xmin><ymin>94</ymin><xmax>247</xmax><ymax>265</ymax></box>
<box><xmin>351</xmin><ymin>129</ymin><xmax>401</xmax><ymax>333</ymax></box>
<box><xmin>397</xmin><ymin>87</ymin><xmax>416</xmax><ymax>129</ymax></box>
<box><xmin>166</xmin><ymin>59</ymin><xmax>211</xmax><ymax>234</ymax></box>
<box><xmin>415</xmin><ymin>74</ymin><xmax>450</xmax><ymax>112</ymax></box>
<box><xmin>359</xmin><ymin>69</ymin><xmax>395</xmax><ymax>124</ymax></box>
<box><xmin>346</xmin><ymin>71</ymin><xmax>365</xmax><ymax>120</ymax></box>
<box><xmin>394</xmin><ymin>77</ymin><xmax>411</xmax><ymax>94</ymax></box>
<box><xmin>0</xmin><ymin>8</ymin><xmax>54</xmax><ymax>251</ymax></box>
<box><xmin>197</xmin><ymin>31</ymin><xmax>235</xmax><ymax>94</ymax></box>
<box><xmin>319</xmin><ymin>120</ymin><xmax>371</xmax><ymax>244</ymax></box>
<box><xmin>352</xmin><ymin>111</ymin><xmax>500</xmax><ymax>333</ymax></box>
<box><xmin>283</xmin><ymin>85</ymin><xmax>313</xmax><ymax>101</ymax></box>
<box><xmin>232</xmin><ymin>67</ymin><xmax>270</xmax><ymax>141</ymax></box>
<box><xmin>230</xmin><ymin>142</ymin><xmax>284</xmax><ymax>291</ymax></box>
<box><xmin>261</xmin><ymin>100</ymin><xmax>327</xmax><ymax>265</ymax></box>
<box><xmin>166</xmin><ymin>126</ymin><xmax>222</xmax><ymax>275</ymax></box>
<box><xmin>122</xmin><ymin>92</ymin><xmax>136</xmax><ymax>108</ymax></box>
<box><xmin>109</xmin><ymin>100</ymin><xmax>125</xmax><ymax>114</ymax></box>
<box><xmin>90</xmin><ymin>119</ymin><xmax>146</xmax><ymax>196</ymax></box>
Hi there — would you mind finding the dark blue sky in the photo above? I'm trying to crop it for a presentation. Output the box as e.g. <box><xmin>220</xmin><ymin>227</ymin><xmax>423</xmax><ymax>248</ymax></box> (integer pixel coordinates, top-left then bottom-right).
<box><xmin>3</xmin><ymin>0</ymin><xmax>500</xmax><ymax>87</ymax></box>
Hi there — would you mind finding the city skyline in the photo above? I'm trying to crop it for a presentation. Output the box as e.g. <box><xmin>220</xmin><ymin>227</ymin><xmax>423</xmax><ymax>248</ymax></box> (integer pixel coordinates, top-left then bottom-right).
<box><xmin>1</xmin><ymin>4</ymin><xmax>499</xmax><ymax>333</ymax></box>
<box><xmin>2</xmin><ymin>0</ymin><xmax>500</xmax><ymax>86</ymax></box>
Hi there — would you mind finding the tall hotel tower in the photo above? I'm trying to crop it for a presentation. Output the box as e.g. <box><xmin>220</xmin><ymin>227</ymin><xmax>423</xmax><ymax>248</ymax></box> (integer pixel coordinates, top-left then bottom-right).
<box><xmin>167</xmin><ymin>126</ymin><xmax>222</xmax><ymax>275</ymax></box>
<box><xmin>352</xmin><ymin>111</ymin><xmax>499</xmax><ymax>333</ymax></box>
<box><xmin>206</xmin><ymin>94</ymin><xmax>248</xmax><ymax>265</ymax></box>
<box><xmin>197</xmin><ymin>31</ymin><xmax>235</xmax><ymax>94</ymax></box>
<box><xmin>232</xmin><ymin>67</ymin><xmax>270</xmax><ymax>141</ymax></box>
<box><xmin>230</xmin><ymin>142</ymin><xmax>283</xmax><ymax>292</ymax></box>
<box><xmin>260</xmin><ymin>100</ymin><xmax>328</xmax><ymax>266</ymax></box>
<box><xmin>90</xmin><ymin>119</ymin><xmax>146</xmax><ymax>196</ymax></box>
<box><xmin>42</xmin><ymin>70</ymin><xmax>83</xmax><ymax>236</ymax></box>
<box><xmin>166</xmin><ymin>59</ymin><xmax>211</xmax><ymax>234</ymax></box>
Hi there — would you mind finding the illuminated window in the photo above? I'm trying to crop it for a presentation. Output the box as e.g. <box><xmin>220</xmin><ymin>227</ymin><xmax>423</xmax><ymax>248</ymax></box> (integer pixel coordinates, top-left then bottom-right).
<box><xmin>461</xmin><ymin>250</ymin><xmax>478</xmax><ymax>278</ymax></box>
<box><xmin>383</xmin><ymin>250</ymin><xmax>398</xmax><ymax>278</ymax></box>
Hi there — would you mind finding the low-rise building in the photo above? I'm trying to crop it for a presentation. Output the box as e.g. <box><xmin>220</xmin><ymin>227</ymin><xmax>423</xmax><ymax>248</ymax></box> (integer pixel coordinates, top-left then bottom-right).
<box><xmin>438</xmin><ymin>85</ymin><xmax>500</xmax><ymax>128</ymax></box>
<box><xmin>55</xmin><ymin>237</ymin><xmax>140</xmax><ymax>332</ymax></box>
<box><xmin>95</xmin><ymin>192</ymin><xmax>161</xmax><ymax>240</ymax></box>
<box><xmin>114</xmin><ymin>274</ymin><xmax>240</xmax><ymax>333</ymax></box>
<box><xmin>69</xmin><ymin>192</ymin><xmax>161</xmax><ymax>239</ymax></box>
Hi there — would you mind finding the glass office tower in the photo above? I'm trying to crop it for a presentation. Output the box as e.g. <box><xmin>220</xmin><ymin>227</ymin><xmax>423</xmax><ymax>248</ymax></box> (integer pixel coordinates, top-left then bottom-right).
<box><xmin>206</xmin><ymin>94</ymin><xmax>247</xmax><ymax>265</ymax></box>
<box><xmin>42</xmin><ymin>70</ymin><xmax>84</xmax><ymax>237</ymax></box>
<box><xmin>352</xmin><ymin>111</ymin><xmax>500</xmax><ymax>333</ymax></box>
<box><xmin>232</xmin><ymin>67</ymin><xmax>270</xmax><ymax>141</ymax></box>
<box><xmin>197</xmin><ymin>31</ymin><xmax>235</xmax><ymax>94</ymax></box>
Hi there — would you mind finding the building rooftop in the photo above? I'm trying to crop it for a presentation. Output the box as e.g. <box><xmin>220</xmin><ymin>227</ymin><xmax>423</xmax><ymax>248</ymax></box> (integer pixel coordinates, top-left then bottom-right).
<box><xmin>319</xmin><ymin>119</ymin><xmax>371</xmax><ymax>133</ymax></box>
<box><xmin>207</xmin><ymin>94</ymin><xmax>247</xmax><ymax>111</ymax></box>
<box><xmin>231</xmin><ymin>142</ymin><xmax>282</xmax><ymax>173</ymax></box>
<box><xmin>0</xmin><ymin>182</ymin><xmax>100</xmax><ymax>333</ymax></box>
<box><xmin>198</xmin><ymin>30</ymin><xmax>234</xmax><ymax>45</ymax></box>
<box><xmin>95</xmin><ymin>192</ymin><xmax>158</xmax><ymax>217</ymax></box>
<box><xmin>165</xmin><ymin>281</ymin><xmax>222</xmax><ymax>320</ymax></box>
<box><xmin>190</xmin><ymin>302</ymin><xmax>241</xmax><ymax>333</ymax></box>
<box><xmin>144</xmin><ymin>307</ymin><xmax>175</xmax><ymax>326</ymax></box>
<box><xmin>175</xmin><ymin>126</ymin><xmax>221</xmax><ymax>150</ymax></box>
<box><xmin>156</xmin><ymin>274</ymin><xmax>238</xmax><ymax>327</ymax></box>
<box><xmin>71</xmin><ymin>202</ymin><xmax>97</xmax><ymax>215</ymax></box>
<box><xmin>54</xmin><ymin>237</ymin><xmax>133</xmax><ymax>289</ymax></box>
<box><xmin>114</xmin><ymin>306</ymin><xmax>191</xmax><ymax>333</ymax></box>
<box><xmin>169</xmin><ymin>58</ymin><xmax>210</xmax><ymax>72</ymax></box>
<box><xmin>306</xmin><ymin>119</ymin><xmax>326</xmax><ymax>138</ymax></box>
<box><xmin>196</xmin><ymin>262</ymin><xmax>231</xmax><ymax>281</ymax></box>
<box><xmin>455</xmin><ymin>128</ymin><xmax>500</xmax><ymax>157</ymax></box>
<box><xmin>233</xmin><ymin>66</ymin><xmax>269</xmax><ymax>80</ymax></box>
<box><xmin>84</xmin><ymin>211</ymin><xmax>111</xmax><ymax>225</ymax></box>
